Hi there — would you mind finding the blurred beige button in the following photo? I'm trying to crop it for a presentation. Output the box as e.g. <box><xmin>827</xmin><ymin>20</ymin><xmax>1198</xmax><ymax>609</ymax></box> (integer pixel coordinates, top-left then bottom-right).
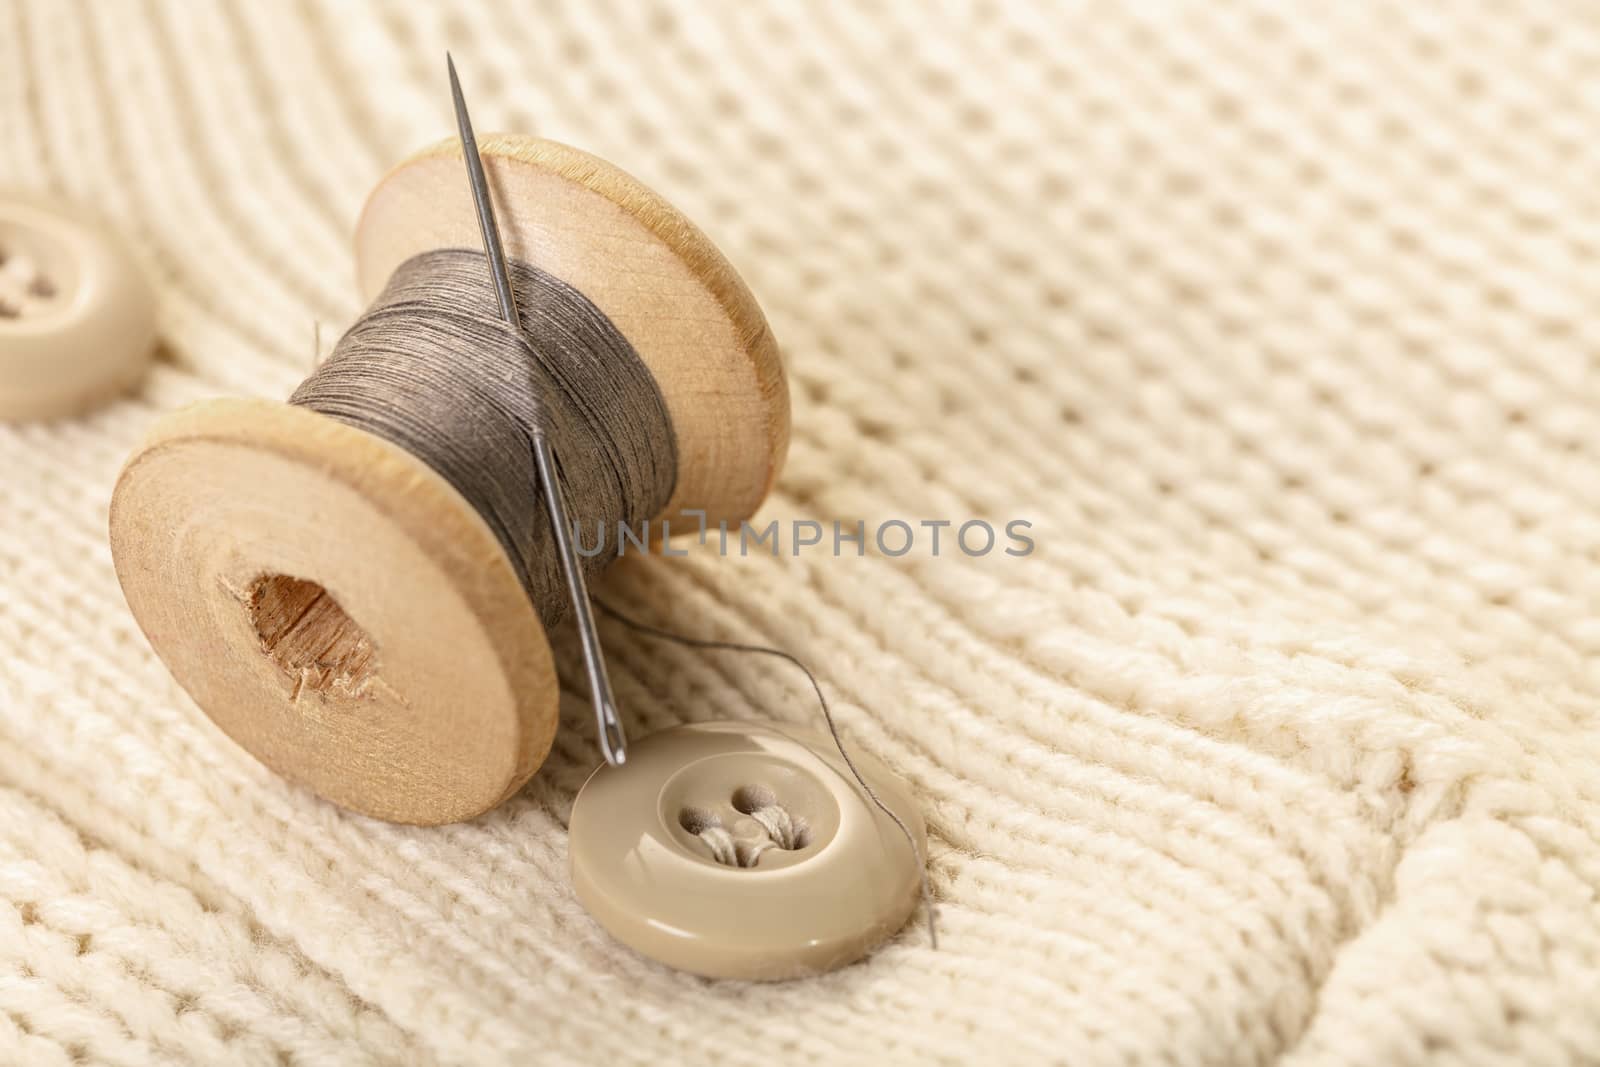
<box><xmin>570</xmin><ymin>721</ymin><xmax>925</xmax><ymax>980</ymax></box>
<box><xmin>0</xmin><ymin>193</ymin><xmax>155</xmax><ymax>420</ymax></box>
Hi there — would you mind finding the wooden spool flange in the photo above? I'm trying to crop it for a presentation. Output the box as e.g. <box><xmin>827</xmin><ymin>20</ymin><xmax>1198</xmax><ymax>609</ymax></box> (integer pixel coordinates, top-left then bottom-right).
<box><xmin>109</xmin><ymin>136</ymin><xmax>789</xmax><ymax>824</ymax></box>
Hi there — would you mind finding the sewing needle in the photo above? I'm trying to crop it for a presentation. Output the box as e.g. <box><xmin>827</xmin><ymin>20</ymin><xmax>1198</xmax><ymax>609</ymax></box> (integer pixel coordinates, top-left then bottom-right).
<box><xmin>447</xmin><ymin>54</ymin><xmax>628</xmax><ymax>767</ymax></box>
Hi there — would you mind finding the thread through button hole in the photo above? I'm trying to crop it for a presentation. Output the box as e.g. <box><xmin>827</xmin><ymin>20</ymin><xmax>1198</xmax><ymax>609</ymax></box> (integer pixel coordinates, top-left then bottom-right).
<box><xmin>680</xmin><ymin>784</ymin><xmax>812</xmax><ymax>868</ymax></box>
<box><xmin>0</xmin><ymin>246</ymin><xmax>60</xmax><ymax>317</ymax></box>
<box><xmin>732</xmin><ymin>784</ymin><xmax>811</xmax><ymax>851</ymax></box>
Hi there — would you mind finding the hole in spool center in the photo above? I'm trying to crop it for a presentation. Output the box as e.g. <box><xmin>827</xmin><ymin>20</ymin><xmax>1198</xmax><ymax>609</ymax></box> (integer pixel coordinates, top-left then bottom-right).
<box><xmin>246</xmin><ymin>573</ymin><xmax>379</xmax><ymax>697</ymax></box>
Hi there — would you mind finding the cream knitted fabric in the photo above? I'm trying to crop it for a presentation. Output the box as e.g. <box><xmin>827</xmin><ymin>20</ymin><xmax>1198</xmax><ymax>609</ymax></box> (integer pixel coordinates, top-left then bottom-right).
<box><xmin>3</xmin><ymin>2</ymin><xmax>1599</xmax><ymax>1064</ymax></box>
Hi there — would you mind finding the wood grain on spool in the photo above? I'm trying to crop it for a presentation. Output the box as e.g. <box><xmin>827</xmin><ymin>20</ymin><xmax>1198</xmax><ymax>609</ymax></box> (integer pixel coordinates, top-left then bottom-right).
<box><xmin>110</xmin><ymin>135</ymin><xmax>788</xmax><ymax>824</ymax></box>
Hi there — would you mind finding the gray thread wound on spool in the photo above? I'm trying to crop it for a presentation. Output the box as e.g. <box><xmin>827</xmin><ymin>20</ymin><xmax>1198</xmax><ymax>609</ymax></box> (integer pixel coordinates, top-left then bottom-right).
<box><xmin>291</xmin><ymin>249</ymin><xmax>678</xmax><ymax>626</ymax></box>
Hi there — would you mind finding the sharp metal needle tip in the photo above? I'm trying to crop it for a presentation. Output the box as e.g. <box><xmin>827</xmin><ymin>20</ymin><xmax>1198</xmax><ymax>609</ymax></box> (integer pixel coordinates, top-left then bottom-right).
<box><xmin>447</xmin><ymin>55</ymin><xmax>464</xmax><ymax>116</ymax></box>
<box><xmin>447</xmin><ymin>55</ymin><xmax>518</xmax><ymax>328</ymax></box>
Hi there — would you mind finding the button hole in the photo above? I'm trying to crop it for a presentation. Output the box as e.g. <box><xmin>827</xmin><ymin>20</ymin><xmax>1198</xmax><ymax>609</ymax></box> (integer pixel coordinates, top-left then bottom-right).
<box><xmin>0</xmin><ymin>301</ymin><xmax>18</xmax><ymax>319</ymax></box>
<box><xmin>28</xmin><ymin>275</ymin><xmax>55</xmax><ymax>299</ymax></box>
<box><xmin>731</xmin><ymin>784</ymin><xmax>777</xmax><ymax>814</ymax></box>
<box><xmin>733</xmin><ymin>838</ymin><xmax>773</xmax><ymax>868</ymax></box>
<box><xmin>732</xmin><ymin>785</ymin><xmax>811</xmax><ymax>850</ymax></box>
<box><xmin>680</xmin><ymin>806</ymin><xmax>759</xmax><ymax>868</ymax></box>
<box><xmin>678</xmin><ymin>806</ymin><xmax>722</xmax><ymax>835</ymax></box>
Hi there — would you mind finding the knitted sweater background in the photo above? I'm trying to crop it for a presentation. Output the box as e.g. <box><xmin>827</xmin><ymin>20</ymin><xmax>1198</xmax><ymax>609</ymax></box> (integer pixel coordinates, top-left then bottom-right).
<box><xmin>3</xmin><ymin>2</ymin><xmax>1599</xmax><ymax>1064</ymax></box>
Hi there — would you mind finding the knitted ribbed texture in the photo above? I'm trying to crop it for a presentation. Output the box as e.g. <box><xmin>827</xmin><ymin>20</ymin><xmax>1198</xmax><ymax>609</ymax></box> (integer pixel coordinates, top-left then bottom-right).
<box><xmin>3</xmin><ymin>3</ymin><xmax>1599</xmax><ymax>1064</ymax></box>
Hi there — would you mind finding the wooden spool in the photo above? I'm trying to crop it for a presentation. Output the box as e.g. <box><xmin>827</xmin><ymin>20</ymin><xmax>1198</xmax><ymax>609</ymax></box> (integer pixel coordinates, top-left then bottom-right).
<box><xmin>109</xmin><ymin>135</ymin><xmax>789</xmax><ymax>824</ymax></box>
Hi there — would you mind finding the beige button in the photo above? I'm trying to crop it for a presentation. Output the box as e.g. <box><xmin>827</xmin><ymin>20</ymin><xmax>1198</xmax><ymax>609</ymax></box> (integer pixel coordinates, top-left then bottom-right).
<box><xmin>569</xmin><ymin>721</ymin><xmax>925</xmax><ymax>980</ymax></box>
<box><xmin>0</xmin><ymin>193</ymin><xmax>155</xmax><ymax>420</ymax></box>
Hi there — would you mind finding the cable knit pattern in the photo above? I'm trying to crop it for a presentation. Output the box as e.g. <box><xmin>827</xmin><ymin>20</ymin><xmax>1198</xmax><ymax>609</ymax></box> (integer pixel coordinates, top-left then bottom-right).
<box><xmin>3</xmin><ymin>2</ymin><xmax>1599</xmax><ymax>1064</ymax></box>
